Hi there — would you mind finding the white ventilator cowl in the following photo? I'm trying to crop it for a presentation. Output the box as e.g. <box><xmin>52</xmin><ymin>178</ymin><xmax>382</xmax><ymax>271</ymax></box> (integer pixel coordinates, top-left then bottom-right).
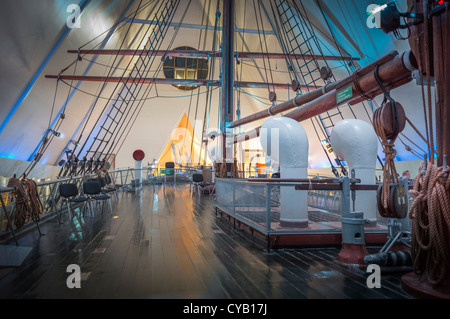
<box><xmin>260</xmin><ymin>117</ymin><xmax>309</xmax><ymax>228</ymax></box>
<box><xmin>331</xmin><ymin>119</ymin><xmax>378</xmax><ymax>224</ymax></box>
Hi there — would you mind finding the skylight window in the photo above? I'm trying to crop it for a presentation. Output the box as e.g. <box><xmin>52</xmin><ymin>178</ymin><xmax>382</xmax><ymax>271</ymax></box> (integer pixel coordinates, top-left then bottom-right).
<box><xmin>163</xmin><ymin>46</ymin><xmax>209</xmax><ymax>91</ymax></box>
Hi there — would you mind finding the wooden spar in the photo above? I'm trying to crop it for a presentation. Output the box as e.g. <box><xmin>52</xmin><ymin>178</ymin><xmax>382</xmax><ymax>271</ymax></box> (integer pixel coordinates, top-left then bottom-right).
<box><xmin>44</xmin><ymin>75</ymin><xmax>210</xmax><ymax>85</ymax></box>
<box><xmin>238</xmin><ymin>81</ymin><xmax>319</xmax><ymax>90</ymax></box>
<box><xmin>347</xmin><ymin>73</ymin><xmax>413</xmax><ymax>106</ymax></box>
<box><xmin>233</xmin><ymin>50</ymin><xmax>416</xmax><ymax>143</ymax></box>
<box><xmin>234</xmin><ymin>127</ymin><xmax>260</xmax><ymax>143</ymax></box>
<box><xmin>68</xmin><ymin>49</ymin><xmax>359</xmax><ymax>61</ymax></box>
<box><xmin>234</xmin><ymin>74</ymin><xmax>413</xmax><ymax>143</ymax></box>
<box><xmin>229</xmin><ymin>84</ymin><xmax>325</xmax><ymax>129</ymax></box>
<box><xmin>44</xmin><ymin>75</ymin><xmax>314</xmax><ymax>90</ymax></box>
<box><xmin>228</xmin><ymin>50</ymin><xmax>400</xmax><ymax>129</ymax></box>
<box><xmin>285</xmin><ymin>73</ymin><xmax>414</xmax><ymax>122</ymax></box>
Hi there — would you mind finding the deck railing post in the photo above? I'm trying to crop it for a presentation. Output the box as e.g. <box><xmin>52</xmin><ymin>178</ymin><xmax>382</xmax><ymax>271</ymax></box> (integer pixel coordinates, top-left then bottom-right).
<box><xmin>266</xmin><ymin>183</ymin><xmax>271</xmax><ymax>251</ymax></box>
<box><xmin>232</xmin><ymin>179</ymin><xmax>236</xmax><ymax>217</ymax></box>
<box><xmin>0</xmin><ymin>194</ymin><xmax>18</xmax><ymax>246</ymax></box>
<box><xmin>337</xmin><ymin>176</ymin><xmax>370</xmax><ymax>265</ymax></box>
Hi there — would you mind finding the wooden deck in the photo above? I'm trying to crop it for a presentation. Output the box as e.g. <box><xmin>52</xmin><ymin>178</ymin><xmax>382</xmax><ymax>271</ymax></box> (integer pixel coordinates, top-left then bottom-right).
<box><xmin>0</xmin><ymin>184</ymin><xmax>413</xmax><ymax>300</ymax></box>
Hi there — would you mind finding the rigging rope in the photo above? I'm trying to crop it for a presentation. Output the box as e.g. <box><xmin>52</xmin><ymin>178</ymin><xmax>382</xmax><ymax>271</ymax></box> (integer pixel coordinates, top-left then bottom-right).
<box><xmin>21</xmin><ymin>75</ymin><xmax>62</xmax><ymax>178</ymax></box>
<box><xmin>268</xmin><ymin>0</ymin><xmax>295</xmax><ymax>85</ymax></box>
<box><xmin>7</xmin><ymin>178</ymin><xmax>30</xmax><ymax>229</ymax></box>
<box><xmin>407</xmin><ymin>1</ymin><xmax>450</xmax><ymax>287</ymax></box>
<box><xmin>23</xmin><ymin>178</ymin><xmax>43</xmax><ymax>223</ymax></box>
<box><xmin>73</xmin><ymin>0</ymin><xmax>147</xmax><ymax>160</ymax></box>
<box><xmin>39</xmin><ymin>56</ymin><xmax>80</xmax><ymax>161</ymax></box>
<box><xmin>108</xmin><ymin>0</ymin><xmax>193</xmax><ymax>164</ymax></box>
<box><xmin>7</xmin><ymin>177</ymin><xmax>43</xmax><ymax>229</ymax></box>
<box><xmin>38</xmin><ymin>1</ymin><xmax>160</xmax><ymax>178</ymax></box>
<box><xmin>199</xmin><ymin>2</ymin><xmax>221</xmax><ymax>166</ymax></box>
<box><xmin>72</xmin><ymin>0</ymin><xmax>182</xmax><ymax>173</ymax></box>
<box><xmin>300</xmin><ymin>0</ymin><xmax>386</xmax><ymax>173</ymax></box>
<box><xmin>252</xmin><ymin>0</ymin><xmax>275</xmax><ymax>97</ymax></box>
<box><xmin>373</xmin><ymin>105</ymin><xmax>400</xmax><ymax>209</ymax></box>
<box><xmin>409</xmin><ymin>161</ymin><xmax>450</xmax><ymax>286</ymax></box>
<box><xmin>78</xmin><ymin>0</ymin><xmax>157</xmax><ymax>52</ymax></box>
<box><xmin>423</xmin><ymin>0</ymin><xmax>434</xmax><ymax>164</ymax></box>
<box><xmin>372</xmin><ymin>64</ymin><xmax>403</xmax><ymax>210</ymax></box>
<box><xmin>272</xmin><ymin>0</ymin><xmax>349</xmax><ymax>176</ymax></box>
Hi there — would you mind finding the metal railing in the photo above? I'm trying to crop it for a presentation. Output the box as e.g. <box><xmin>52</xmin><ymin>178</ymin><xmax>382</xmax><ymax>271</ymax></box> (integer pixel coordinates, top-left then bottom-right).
<box><xmin>0</xmin><ymin>174</ymin><xmax>95</xmax><ymax>244</ymax></box>
<box><xmin>0</xmin><ymin>164</ymin><xmax>210</xmax><ymax>244</ymax></box>
<box><xmin>215</xmin><ymin>178</ymin><xmax>340</xmax><ymax>236</ymax></box>
<box><xmin>214</xmin><ymin>175</ymin><xmax>411</xmax><ymax>239</ymax></box>
<box><xmin>108</xmin><ymin>165</ymin><xmax>205</xmax><ymax>188</ymax></box>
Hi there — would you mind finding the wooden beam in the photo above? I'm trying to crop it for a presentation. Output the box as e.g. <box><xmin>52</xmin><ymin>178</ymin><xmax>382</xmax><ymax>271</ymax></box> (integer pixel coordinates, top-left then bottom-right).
<box><xmin>68</xmin><ymin>49</ymin><xmax>359</xmax><ymax>61</ymax></box>
<box><xmin>233</xmin><ymin>50</ymin><xmax>417</xmax><ymax>143</ymax></box>
<box><xmin>228</xmin><ymin>51</ymin><xmax>399</xmax><ymax>129</ymax></box>
<box><xmin>45</xmin><ymin>75</ymin><xmax>319</xmax><ymax>90</ymax></box>
<box><xmin>122</xmin><ymin>17</ymin><xmax>276</xmax><ymax>36</ymax></box>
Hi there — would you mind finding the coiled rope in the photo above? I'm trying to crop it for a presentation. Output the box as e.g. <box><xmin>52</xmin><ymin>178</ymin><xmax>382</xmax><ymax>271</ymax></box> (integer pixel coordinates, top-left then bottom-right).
<box><xmin>409</xmin><ymin>161</ymin><xmax>450</xmax><ymax>286</ymax></box>
<box><xmin>372</xmin><ymin>65</ymin><xmax>402</xmax><ymax>210</ymax></box>
<box><xmin>373</xmin><ymin>106</ymin><xmax>399</xmax><ymax>209</ymax></box>
<box><xmin>23</xmin><ymin>178</ymin><xmax>43</xmax><ymax>223</ymax></box>
<box><xmin>7</xmin><ymin>178</ymin><xmax>30</xmax><ymax>229</ymax></box>
<box><xmin>6</xmin><ymin>177</ymin><xmax>43</xmax><ymax>229</ymax></box>
<box><xmin>216</xmin><ymin>159</ymin><xmax>239</xmax><ymax>179</ymax></box>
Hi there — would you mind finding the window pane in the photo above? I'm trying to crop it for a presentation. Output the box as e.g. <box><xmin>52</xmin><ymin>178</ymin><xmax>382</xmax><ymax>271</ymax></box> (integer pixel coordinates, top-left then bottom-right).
<box><xmin>186</xmin><ymin>70</ymin><xmax>196</xmax><ymax>79</ymax></box>
<box><xmin>163</xmin><ymin>68</ymin><xmax>174</xmax><ymax>79</ymax></box>
<box><xmin>163</xmin><ymin>46</ymin><xmax>209</xmax><ymax>91</ymax></box>
<box><xmin>164</xmin><ymin>57</ymin><xmax>174</xmax><ymax>67</ymax></box>
<box><xmin>175</xmin><ymin>57</ymin><xmax>185</xmax><ymax>68</ymax></box>
<box><xmin>186</xmin><ymin>58</ymin><xmax>195</xmax><ymax>68</ymax></box>
<box><xmin>197</xmin><ymin>69</ymin><xmax>208</xmax><ymax>79</ymax></box>
<box><xmin>198</xmin><ymin>59</ymin><xmax>208</xmax><ymax>70</ymax></box>
<box><xmin>175</xmin><ymin>69</ymin><xmax>185</xmax><ymax>79</ymax></box>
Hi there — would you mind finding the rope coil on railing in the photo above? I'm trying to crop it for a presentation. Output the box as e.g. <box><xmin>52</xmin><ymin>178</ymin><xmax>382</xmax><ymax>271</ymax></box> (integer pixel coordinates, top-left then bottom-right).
<box><xmin>6</xmin><ymin>178</ymin><xmax>30</xmax><ymax>229</ymax></box>
<box><xmin>409</xmin><ymin>161</ymin><xmax>450</xmax><ymax>286</ymax></box>
<box><xmin>23</xmin><ymin>178</ymin><xmax>44</xmax><ymax>223</ymax></box>
<box><xmin>6</xmin><ymin>177</ymin><xmax>42</xmax><ymax>229</ymax></box>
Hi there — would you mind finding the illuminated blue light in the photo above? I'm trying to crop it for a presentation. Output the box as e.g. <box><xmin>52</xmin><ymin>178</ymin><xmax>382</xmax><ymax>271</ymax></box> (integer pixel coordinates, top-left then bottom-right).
<box><xmin>0</xmin><ymin>153</ymin><xmax>15</xmax><ymax>159</ymax></box>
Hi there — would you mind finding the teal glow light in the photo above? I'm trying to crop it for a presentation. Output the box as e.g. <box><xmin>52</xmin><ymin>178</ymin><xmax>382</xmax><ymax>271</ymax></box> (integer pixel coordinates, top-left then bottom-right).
<box><xmin>0</xmin><ymin>153</ymin><xmax>16</xmax><ymax>159</ymax></box>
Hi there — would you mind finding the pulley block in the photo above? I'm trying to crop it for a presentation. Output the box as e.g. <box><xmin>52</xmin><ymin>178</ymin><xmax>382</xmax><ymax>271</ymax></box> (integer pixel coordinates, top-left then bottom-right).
<box><xmin>377</xmin><ymin>183</ymin><xmax>409</xmax><ymax>219</ymax></box>
<box><xmin>319</xmin><ymin>66</ymin><xmax>333</xmax><ymax>82</ymax></box>
<box><xmin>269</xmin><ymin>91</ymin><xmax>277</xmax><ymax>102</ymax></box>
<box><xmin>291</xmin><ymin>79</ymin><xmax>300</xmax><ymax>92</ymax></box>
<box><xmin>373</xmin><ymin>101</ymin><xmax>406</xmax><ymax>139</ymax></box>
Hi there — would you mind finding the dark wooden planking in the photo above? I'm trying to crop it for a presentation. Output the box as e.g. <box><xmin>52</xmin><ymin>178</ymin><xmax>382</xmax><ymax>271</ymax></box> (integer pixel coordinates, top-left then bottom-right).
<box><xmin>312</xmin><ymin>249</ymin><xmax>412</xmax><ymax>299</ymax></box>
<box><xmin>286</xmin><ymin>249</ymin><xmax>382</xmax><ymax>299</ymax></box>
<box><xmin>0</xmin><ymin>184</ymin><xmax>412</xmax><ymax>299</ymax></box>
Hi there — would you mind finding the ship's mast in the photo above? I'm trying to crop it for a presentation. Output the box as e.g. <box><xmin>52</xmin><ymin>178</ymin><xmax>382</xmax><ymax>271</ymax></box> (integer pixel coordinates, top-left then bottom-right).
<box><xmin>220</xmin><ymin>0</ymin><xmax>235</xmax><ymax>175</ymax></box>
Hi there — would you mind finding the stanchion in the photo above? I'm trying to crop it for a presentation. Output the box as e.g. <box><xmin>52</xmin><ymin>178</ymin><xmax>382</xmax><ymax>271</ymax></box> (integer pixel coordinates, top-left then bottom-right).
<box><xmin>133</xmin><ymin>150</ymin><xmax>145</xmax><ymax>188</ymax></box>
<box><xmin>336</xmin><ymin>176</ymin><xmax>370</xmax><ymax>265</ymax></box>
